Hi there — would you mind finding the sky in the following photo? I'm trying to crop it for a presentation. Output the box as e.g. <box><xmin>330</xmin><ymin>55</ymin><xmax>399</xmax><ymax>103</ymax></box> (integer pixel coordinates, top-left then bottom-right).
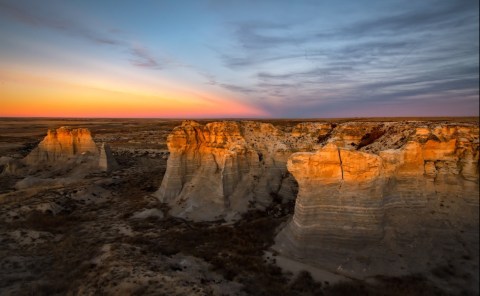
<box><xmin>0</xmin><ymin>0</ymin><xmax>478</xmax><ymax>118</ymax></box>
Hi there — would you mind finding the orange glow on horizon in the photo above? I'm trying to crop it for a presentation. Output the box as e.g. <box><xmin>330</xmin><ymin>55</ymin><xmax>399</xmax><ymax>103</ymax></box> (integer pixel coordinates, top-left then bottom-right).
<box><xmin>0</xmin><ymin>68</ymin><xmax>267</xmax><ymax>118</ymax></box>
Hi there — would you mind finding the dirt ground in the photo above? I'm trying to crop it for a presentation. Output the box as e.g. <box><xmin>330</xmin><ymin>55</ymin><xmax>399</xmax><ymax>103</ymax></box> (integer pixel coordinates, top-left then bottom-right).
<box><xmin>0</xmin><ymin>117</ymin><xmax>477</xmax><ymax>295</ymax></box>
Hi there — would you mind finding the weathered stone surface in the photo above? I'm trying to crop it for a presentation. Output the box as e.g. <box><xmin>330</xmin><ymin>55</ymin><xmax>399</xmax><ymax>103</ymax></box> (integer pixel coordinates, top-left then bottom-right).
<box><xmin>275</xmin><ymin>123</ymin><xmax>479</xmax><ymax>279</ymax></box>
<box><xmin>159</xmin><ymin>121</ymin><xmax>478</xmax><ymax>230</ymax></box>
<box><xmin>24</xmin><ymin>127</ymin><xmax>98</xmax><ymax>164</ymax></box>
<box><xmin>99</xmin><ymin>143</ymin><xmax>118</xmax><ymax>172</ymax></box>
<box><xmin>23</xmin><ymin>127</ymin><xmax>118</xmax><ymax>173</ymax></box>
<box><xmin>423</xmin><ymin>139</ymin><xmax>457</xmax><ymax>161</ymax></box>
<box><xmin>329</xmin><ymin>122</ymin><xmax>381</xmax><ymax>148</ymax></box>
<box><xmin>155</xmin><ymin>121</ymin><xmax>330</xmax><ymax>221</ymax></box>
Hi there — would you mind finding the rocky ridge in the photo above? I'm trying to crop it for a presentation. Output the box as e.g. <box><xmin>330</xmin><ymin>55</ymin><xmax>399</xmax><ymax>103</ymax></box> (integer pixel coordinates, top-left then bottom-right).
<box><xmin>275</xmin><ymin>123</ymin><xmax>479</xmax><ymax>278</ymax></box>
<box><xmin>159</xmin><ymin>120</ymin><xmax>479</xmax><ymax>291</ymax></box>
<box><xmin>155</xmin><ymin>120</ymin><xmax>335</xmax><ymax>221</ymax></box>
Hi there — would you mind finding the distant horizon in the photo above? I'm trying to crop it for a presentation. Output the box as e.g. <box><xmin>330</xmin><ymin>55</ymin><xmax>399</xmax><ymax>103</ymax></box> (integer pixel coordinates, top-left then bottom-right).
<box><xmin>1</xmin><ymin>0</ymin><xmax>478</xmax><ymax>118</ymax></box>
<box><xmin>1</xmin><ymin>115</ymin><xmax>478</xmax><ymax>121</ymax></box>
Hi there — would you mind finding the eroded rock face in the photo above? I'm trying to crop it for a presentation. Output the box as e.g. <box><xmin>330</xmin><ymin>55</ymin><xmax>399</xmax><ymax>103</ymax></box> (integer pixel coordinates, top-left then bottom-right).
<box><xmin>22</xmin><ymin>127</ymin><xmax>118</xmax><ymax>175</ymax></box>
<box><xmin>159</xmin><ymin>120</ymin><xmax>479</xmax><ymax>284</ymax></box>
<box><xmin>25</xmin><ymin>127</ymin><xmax>98</xmax><ymax>164</ymax></box>
<box><xmin>275</xmin><ymin>123</ymin><xmax>479</xmax><ymax>279</ymax></box>
<box><xmin>155</xmin><ymin>120</ymin><xmax>333</xmax><ymax>221</ymax></box>
<box><xmin>99</xmin><ymin>143</ymin><xmax>118</xmax><ymax>172</ymax></box>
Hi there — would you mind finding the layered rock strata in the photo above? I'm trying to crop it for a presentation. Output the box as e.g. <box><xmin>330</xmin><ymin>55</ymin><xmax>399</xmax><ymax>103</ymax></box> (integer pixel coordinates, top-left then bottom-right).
<box><xmin>25</xmin><ymin>127</ymin><xmax>98</xmax><ymax>164</ymax></box>
<box><xmin>155</xmin><ymin>120</ymin><xmax>332</xmax><ymax>221</ymax></box>
<box><xmin>275</xmin><ymin>123</ymin><xmax>479</xmax><ymax>278</ymax></box>
<box><xmin>23</xmin><ymin>127</ymin><xmax>117</xmax><ymax>172</ymax></box>
<box><xmin>159</xmin><ymin>120</ymin><xmax>479</xmax><ymax>282</ymax></box>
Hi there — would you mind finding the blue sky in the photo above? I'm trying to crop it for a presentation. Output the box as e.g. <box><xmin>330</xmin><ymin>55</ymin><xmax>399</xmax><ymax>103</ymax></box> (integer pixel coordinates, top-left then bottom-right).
<box><xmin>0</xmin><ymin>0</ymin><xmax>478</xmax><ymax>118</ymax></box>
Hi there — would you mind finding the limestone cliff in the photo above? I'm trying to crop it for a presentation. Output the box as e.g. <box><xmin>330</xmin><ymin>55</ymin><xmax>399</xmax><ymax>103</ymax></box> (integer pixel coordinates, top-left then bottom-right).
<box><xmin>275</xmin><ymin>122</ymin><xmax>479</xmax><ymax>278</ymax></box>
<box><xmin>155</xmin><ymin>120</ymin><xmax>332</xmax><ymax>221</ymax></box>
<box><xmin>159</xmin><ymin>120</ymin><xmax>479</xmax><ymax>281</ymax></box>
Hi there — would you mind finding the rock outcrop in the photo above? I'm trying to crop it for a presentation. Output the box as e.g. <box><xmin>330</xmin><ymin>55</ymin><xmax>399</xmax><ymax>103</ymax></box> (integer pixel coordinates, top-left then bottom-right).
<box><xmin>159</xmin><ymin>120</ymin><xmax>479</xmax><ymax>282</ymax></box>
<box><xmin>23</xmin><ymin>127</ymin><xmax>118</xmax><ymax>173</ymax></box>
<box><xmin>99</xmin><ymin>143</ymin><xmax>118</xmax><ymax>172</ymax></box>
<box><xmin>155</xmin><ymin>120</ymin><xmax>332</xmax><ymax>221</ymax></box>
<box><xmin>25</xmin><ymin>127</ymin><xmax>98</xmax><ymax>165</ymax></box>
<box><xmin>275</xmin><ymin>123</ymin><xmax>479</xmax><ymax>279</ymax></box>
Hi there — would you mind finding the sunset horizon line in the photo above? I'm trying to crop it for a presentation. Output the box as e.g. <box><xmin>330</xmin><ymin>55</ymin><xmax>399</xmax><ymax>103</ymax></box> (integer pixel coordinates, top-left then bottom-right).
<box><xmin>1</xmin><ymin>115</ymin><xmax>478</xmax><ymax>120</ymax></box>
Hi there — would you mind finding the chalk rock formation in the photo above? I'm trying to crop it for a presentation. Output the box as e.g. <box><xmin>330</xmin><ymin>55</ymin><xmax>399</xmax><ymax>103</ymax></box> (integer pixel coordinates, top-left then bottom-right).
<box><xmin>25</xmin><ymin>127</ymin><xmax>98</xmax><ymax>164</ymax></box>
<box><xmin>23</xmin><ymin>127</ymin><xmax>118</xmax><ymax>173</ymax></box>
<box><xmin>275</xmin><ymin>123</ymin><xmax>479</xmax><ymax>279</ymax></box>
<box><xmin>156</xmin><ymin>120</ymin><xmax>332</xmax><ymax>221</ymax></box>
<box><xmin>159</xmin><ymin>119</ymin><xmax>478</xmax><ymax>285</ymax></box>
<box><xmin>99</xmin><ymin>143</ymin><xmax>118</xmax><ymax>172</ymax></box>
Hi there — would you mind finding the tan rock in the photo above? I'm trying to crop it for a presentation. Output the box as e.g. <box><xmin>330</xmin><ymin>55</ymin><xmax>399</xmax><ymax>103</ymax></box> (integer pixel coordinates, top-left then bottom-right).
<box><xmin>156</xmin><ymin>120</ymin><xmax>330</xmax><ymax>221</ymax></box>
<box><xmin>329</xmin><ymin>122</ymin><xmax>382</xmax><ymax>148</ymax></box>
<box><xmin>23</xmin><ymin>127</ymin><xmax>118</xmax><ymax>173</ymax></box>
<box><xmin>291</xmin><ymin>122</ymin><xmax>332</xmax><ymax>139</ymax></box>
<box><xmin>99</xmin><ymin>143</ymin><xmax>118</xmax><ymax>172</ymax></box>
<box><xmin>396</xmin><ymin>141</ymin><xmax>424</xmax><ymax>176</ymax></box>
<box><xmin>275</xmin><ymin>123</ymin><xmax>479</xmax><ymax>279</ymax></box>
<box><xmin>423</xmin><ymin>139</ymin><xmax>457</xmax><ymax>161</ymax></box>
<box><xmin>25</xmin><ymin>127</ymin><xmax>98</xmax><ymax>164</ymax></box>
<box><xmin>340</xmin><ymin>149</ymin><xmax>382</xmax><ymax>183</ymax></box>
<box><xmin>424</xmin><ymin>161</ymin><xmax>437</xmax><ymax>178</ymax></box>
<box><xmin>287</xmin><ymin>143</ymin><xmax>342</xmax><ymax>185</ymax></box>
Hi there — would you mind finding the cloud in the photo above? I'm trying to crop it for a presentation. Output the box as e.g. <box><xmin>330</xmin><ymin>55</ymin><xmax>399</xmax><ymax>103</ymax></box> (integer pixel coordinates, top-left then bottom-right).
<box><xmin>219</xmin><ymin>83</ymin><xmax>256</xmax><ymax>94</ymax></box>
<box><xmin>210</xmin><ymin>0</ymin><xmax>478</xmax><ymax>116</ymax></box>
<box><xmin>216</xmin><ymin>1</ymin><xmax>478</xmax><ymax>66</ymax></box>
<box><xmin>0</xmin><ymin>1</ymin><xmax>123</xmax><ymax>45</ymax></box>
<box><xmin>0</xmin><ymin>1</ymin><xmax>163</xmax><ymax>70</ymax></box>
<box><xmin>219</xmin><ymin>52</ymin><xmax>304</xmax><ymax>68</ymax></box>
<box><xmin>257</xmin><ymin>65</ymin><xmax>354</xmax><ymax>81</ymax></box>
<box><xmin>328</xmin><ymin>1</ymin><xmax>478</xmax><ymax>38</ymax></box>
<box><xmin>234</xmin><ymin>21</ymin><xmax>302</xmax><ymax>50</ymax></box>
<box><xmin>1</xmin><ymin>0</ymin><xmax>477</xmax><ymax>117</ymax></box>
<box><xmin>129</xmin><ymin>45</ymin><xmax>161</xmax><ymax>69</ymax></box>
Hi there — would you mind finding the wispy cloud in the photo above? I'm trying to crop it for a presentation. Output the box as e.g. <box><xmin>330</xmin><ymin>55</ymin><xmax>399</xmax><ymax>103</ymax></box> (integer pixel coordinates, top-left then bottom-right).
<box><xmin>129</xmin><ymin>45</ymin><xmax>161</xmax><ymax>69</ymax></box>
<box><xmin>327</xmin><ymin>1</ymin><xmax>477</xmax><ymax>38</ymax></box>
<box><xmin>218</xmin><ymin>83</ymin><xmax>256</xmax><ymax>94</ymax></box>
<box><xmin>211</xmin><ymin>0</ymin><xmax>478</xmax><ymax>116</ymax></box>
<box><xmin>0</xmin><ymin>1</ymin><xmax>164</xmax><ymax>70</ymax></box>
<box><xmin>234</xmin><ymin>21</ymin><xmax>301</xmax><ymax>50</ymax></box>
<box><xmin>0</xmin><ymin>2</ymin><xmax>123</xmax><ymax>45</ymax></box>
<box><xmin>1</xmin><ymin>0</ymin><xmax>477</xmax><ymax>117</ymax></box>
